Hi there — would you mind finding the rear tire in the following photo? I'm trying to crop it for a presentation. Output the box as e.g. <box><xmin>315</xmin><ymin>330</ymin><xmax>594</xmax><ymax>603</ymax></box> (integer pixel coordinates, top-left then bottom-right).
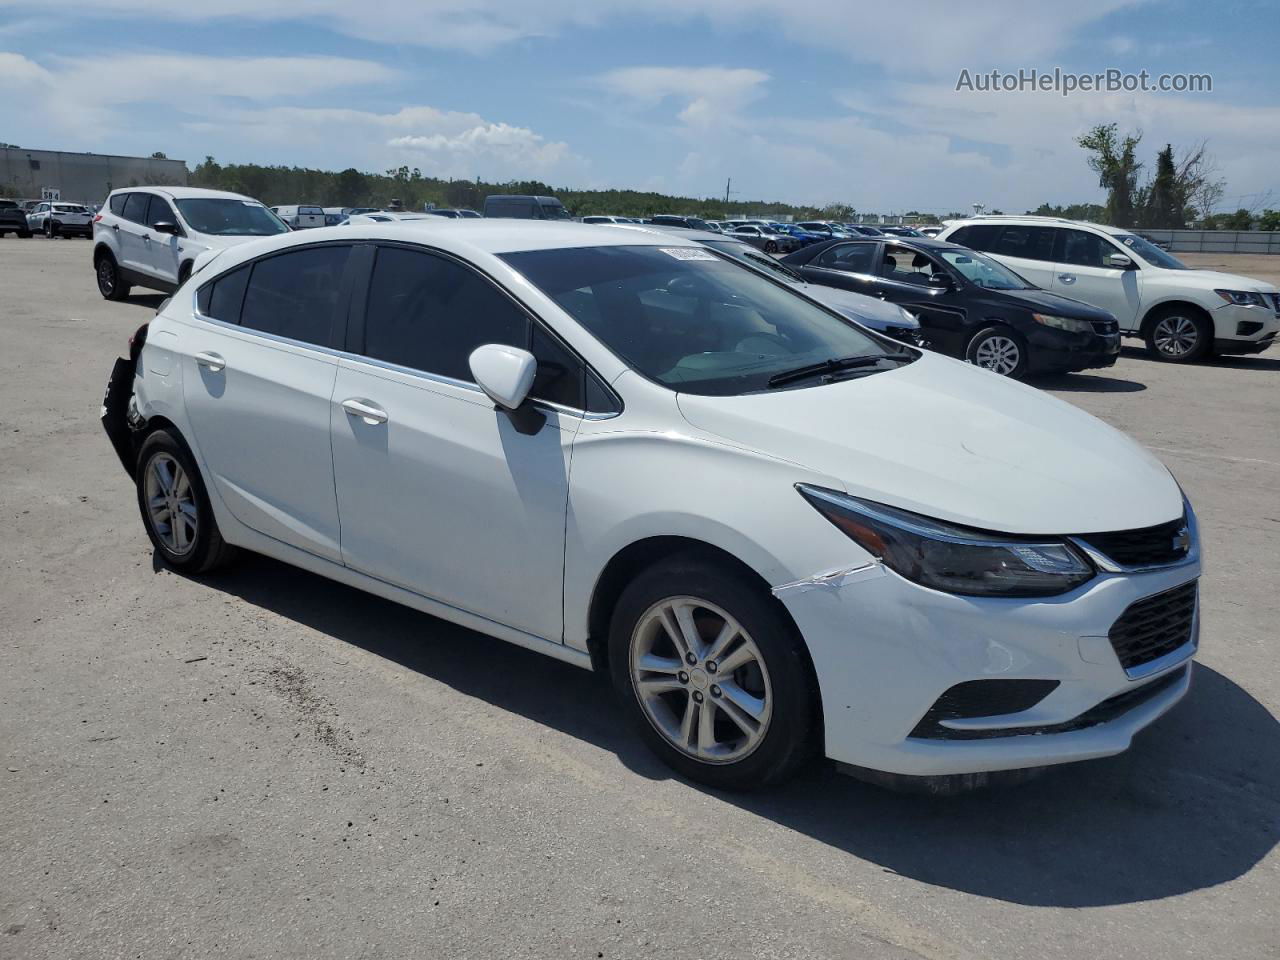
<box><xmin>965</xmin><ymin>325</ymin><xmax>1029</xmax><ymax>379</ymax></box>
<box><xmin>18</xmin><ymin>229</ymin><xmax>31</xmax><ymax>239</ymax></box>
<box><xmin>608</xmin><ymin>555</ymin><xmax>817</xmax><ymax>790</ymax></box>
<box><xmin>44</xmin><ymin>220</ymin><xmax>58</xmax><ymax>239</ymax></box>
<box><xmin>95</xmin><ymin>251</ymin><xmax>131</xmax><ymax>301</ymax></box>
<box><xmin>135</xmin><ymin>430</ymin><xmax>236</xmax><ymax>575</ymax></box>
<box><xmin>1144</xmin><ymin>307</ymin><xmax>1210</xmax><ymax>362</ymax></box>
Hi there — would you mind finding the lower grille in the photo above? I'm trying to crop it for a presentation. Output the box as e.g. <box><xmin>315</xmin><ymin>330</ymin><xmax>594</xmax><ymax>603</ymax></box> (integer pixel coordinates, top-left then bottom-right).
<box><xmin>1078</xmin><ymin>516</ymin><xmax>1189</xmax><ymax>568</ymax></box>
<box><xmin>909</xmin><ymin>679</ymin><xmax>1059</xmax><ymax>738</ymax></box>
<box><xmin>1108</xmin><ymin>580</ymin><xmax>1198</xmax><ymax>672</ymax></box>
<box><xmin>909</xmin><ymin>667</ymin><xmax>1188</xmax><ymax>741</ymax></box>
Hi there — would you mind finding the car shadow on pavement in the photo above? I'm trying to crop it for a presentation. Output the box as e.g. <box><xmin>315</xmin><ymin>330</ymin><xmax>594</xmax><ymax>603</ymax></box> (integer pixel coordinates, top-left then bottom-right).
<box><xmin>1119</xmin><ymin>345</ymin><xmax>1280</xmax><ymax>372</ymax></box>
<box><xmin>1030</xmin><ymin>372</ymin><xmax>1147</xmax><ymax>393</ymax></box>
<box><xmin>207</xmin><ymin>551</ymin><xmax>1279</xmax><ymax>909</ymax></box>
<box><xmin>125</xmin><ymin>293</ymin><xmax>168</xmax><ymax>310</ymax></box>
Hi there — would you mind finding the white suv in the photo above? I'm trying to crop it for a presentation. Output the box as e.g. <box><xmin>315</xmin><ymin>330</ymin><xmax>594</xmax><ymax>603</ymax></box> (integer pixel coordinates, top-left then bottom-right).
<box><xmin>93</xmin><ymin>186</ymin><xmax>289</xmax><ymax>300</ymax></box>
<box><xmin>99</xmin><ymin>220</ymin><xmax>1200</xmax><ymax>790</ymax></box>
<box><xmin>937</xmin><ymin>217</ymin><xmax>1279</xmax><ymax>362</ymax></box>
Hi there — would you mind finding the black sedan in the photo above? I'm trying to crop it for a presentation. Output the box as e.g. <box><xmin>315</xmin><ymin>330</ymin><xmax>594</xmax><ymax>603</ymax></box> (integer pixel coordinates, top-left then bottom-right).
<box><xmin>781</xmin><ymin>237</ymin><xmax>1120</xmax><ymax>378</ymax></box>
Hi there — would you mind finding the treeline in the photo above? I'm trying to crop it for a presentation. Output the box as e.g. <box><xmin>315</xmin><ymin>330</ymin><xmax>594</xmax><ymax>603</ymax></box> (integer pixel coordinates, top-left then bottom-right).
<box><xmin>189</xmin><ymin>156</ymin><xmax>843</xmax><ymax>220</ymax></box>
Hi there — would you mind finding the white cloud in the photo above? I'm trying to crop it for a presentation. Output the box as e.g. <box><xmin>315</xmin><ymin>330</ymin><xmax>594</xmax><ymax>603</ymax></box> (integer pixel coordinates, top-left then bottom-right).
<box><xmin>597</xmin><ymin>66</ymin><xmax>769</xmax><ymax>127</ymax></box>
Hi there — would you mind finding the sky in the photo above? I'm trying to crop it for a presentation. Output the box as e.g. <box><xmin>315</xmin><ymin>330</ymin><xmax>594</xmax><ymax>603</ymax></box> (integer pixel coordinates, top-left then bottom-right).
<box><xmin>1</xmin><ymin>0</ymin><xmax>1276</xmax><ymax>213</ymax></box>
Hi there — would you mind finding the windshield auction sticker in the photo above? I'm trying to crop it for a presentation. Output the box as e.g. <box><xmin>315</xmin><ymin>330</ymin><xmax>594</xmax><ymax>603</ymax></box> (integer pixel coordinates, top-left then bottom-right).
<box><xmin>659</xmin><ymin>247</ymin><xmax>718</xmax><ymax>261</ymax></box>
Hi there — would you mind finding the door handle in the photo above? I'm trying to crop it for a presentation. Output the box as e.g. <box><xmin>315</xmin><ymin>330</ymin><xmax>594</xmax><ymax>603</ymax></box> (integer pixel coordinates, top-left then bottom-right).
<box><xmin>1058</xmin><ymin>273</ymin><xmax>1076</xmax><ymax>284</ymax></box>
<box><xmin>341</xmin><ymin>398</ymin><xmax>388</xmax><ymax>425</ymax></box>
<box><xmin>194</xmin><ymin>351</ymin><xmax>225</xmax><ymax>373</ymax></box>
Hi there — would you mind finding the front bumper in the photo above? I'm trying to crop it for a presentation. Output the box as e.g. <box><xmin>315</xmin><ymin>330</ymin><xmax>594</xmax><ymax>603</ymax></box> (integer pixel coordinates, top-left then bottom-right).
<box><xmin>776</xmin><ymin>555</ymin><xmax>1200</xmax><ymax>777</ymax></box>
<box><xmin>1026</xmin><ymin>326</ymin><xmax>1121</xmax><ymax>374</ymax></box>
<box><xmin>1211</xmin><ymin>303</ymin><xmax>1280</xmax><ymax>353</ymax></box>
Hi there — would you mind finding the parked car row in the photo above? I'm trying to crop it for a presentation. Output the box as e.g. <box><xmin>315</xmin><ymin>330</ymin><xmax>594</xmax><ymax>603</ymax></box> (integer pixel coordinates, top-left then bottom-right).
<box><xmin>100</xmin><ymin>217</ymin><xmax>1204</xmax><ymax>792</ymax></box>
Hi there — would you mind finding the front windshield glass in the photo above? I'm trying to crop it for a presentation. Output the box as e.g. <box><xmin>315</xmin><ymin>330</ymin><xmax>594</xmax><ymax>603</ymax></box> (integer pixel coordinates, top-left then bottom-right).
<box><xmin>937</xmin><ymin>248</ymin><xmax>1032</xmax><ymax>290</ymax></box>
<box><xmin>540</xmin><ymin>202</ymin><xmax>572</xmax><ymax>220</ymax></box>
<box><xmin>502</xmin><ymin>245</ymin><xmax>896</xmax><ymax>396</ymax></box>
<box><xmin>1115</xmin><ymin>234</ymin><xmax>1188</xmax><ymax>270</ymax></box>
<box><xmin>176</xmin><ymin>198</ymin><xmax>289</xmax><ymax>236</ymax></box>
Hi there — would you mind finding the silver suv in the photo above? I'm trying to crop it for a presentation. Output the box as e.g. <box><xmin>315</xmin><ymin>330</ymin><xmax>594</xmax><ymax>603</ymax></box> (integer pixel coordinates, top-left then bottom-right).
<box><xmin>92</xmin><ymin>186</ymin><xmax>288</xmax><ymax>300</ymax></box>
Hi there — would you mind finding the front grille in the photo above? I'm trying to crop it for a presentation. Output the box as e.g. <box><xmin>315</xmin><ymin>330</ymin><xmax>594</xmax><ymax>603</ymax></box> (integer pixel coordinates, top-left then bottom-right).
<box><xmin>1078</xmin><ymin>516</ymin><xmax>1188</xmax><ymax>568</ymax></box>
<box><xmin>1089</xmin><ymin>319</ymin><xmax>1119</xmax><ymax>335</ymax></box>
<box><xmin>909</xmin><ymin>679</ymin><xmax>1059</xmax><ymax>738</ymax></box>
<box><xmin>1108</xmin><ymin>580</ymin><xmax>1197</xmax><ymax>672</ymax></box>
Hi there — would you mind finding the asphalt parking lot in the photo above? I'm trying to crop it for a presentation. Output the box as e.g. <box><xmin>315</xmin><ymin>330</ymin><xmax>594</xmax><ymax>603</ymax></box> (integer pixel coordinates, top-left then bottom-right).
<box><xmin>1</xmin><ymin>236</ymin><xmax>1278</xmax><ymax>960</ymax></box>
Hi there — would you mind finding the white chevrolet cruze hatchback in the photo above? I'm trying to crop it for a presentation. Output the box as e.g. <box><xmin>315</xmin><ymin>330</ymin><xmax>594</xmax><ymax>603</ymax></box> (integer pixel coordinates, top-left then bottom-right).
<box><xmin>101</xmin><ymin>221</ymin><xmax>1201</xmax><ymax>790</ymax></box>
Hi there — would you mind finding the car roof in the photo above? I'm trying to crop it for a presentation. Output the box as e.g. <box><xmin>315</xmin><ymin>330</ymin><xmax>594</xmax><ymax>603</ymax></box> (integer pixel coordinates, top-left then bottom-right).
<box><xmin>207</xmin><ymin>220</ymin><xmax>706</xmax><ymax>276</ymax></box>
<box><xmin>945</xmin><ymin>216</ymin><xmax>1128</xmax><ymax>236</ymax></box>
<box><xmin>109</xmin><ymin>185</ymin><xmax>263</xmax><ymax>203</ymax></box>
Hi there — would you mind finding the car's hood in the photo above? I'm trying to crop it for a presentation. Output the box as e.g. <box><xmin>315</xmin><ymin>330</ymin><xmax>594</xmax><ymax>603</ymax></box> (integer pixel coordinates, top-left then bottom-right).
<box><xmin>1152</xmin><ymin>269</ymin><xmax>1279</xmax><ymax>294</ymax></box>
<box><xmin>800</xmin><ymin>283</ymin><xmax>920</xmax><ymax>331</ymax></box>
<box><xmin>190</xmin><ymin>231</ymin><xmax>270</xmax><ymax>252</ymax></box>
<box><xmin>675</xmin><ymin>351</ymin><xmax>1181</xmax><ymax>535</ymax></box>
<box><xmin>995</xmin><ymin>286</ymin><xmax>1117</xmax><ymax>321</ymax></box>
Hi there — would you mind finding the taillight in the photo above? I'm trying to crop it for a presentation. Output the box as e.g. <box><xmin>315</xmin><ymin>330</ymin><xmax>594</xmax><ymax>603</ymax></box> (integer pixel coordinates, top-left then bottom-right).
<box><xmin>93</xmin><ymin>213</ymin><xmax>103</xmax><ymax>222</ymax></box>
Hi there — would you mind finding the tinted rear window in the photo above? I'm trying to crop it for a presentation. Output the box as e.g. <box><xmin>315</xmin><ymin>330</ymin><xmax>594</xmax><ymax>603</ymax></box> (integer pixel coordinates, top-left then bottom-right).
<box><xmin>197</xmin><ymin>265</ymin><xmax>250</xmax><ymax>324</ymax></box>
<box><xmin>240</xmin><ymin>245</ymin><xmax>351</xmax><ymax>346</ymax></box>
<box><xmin>109</xmin><ymin>194</ymin><xmax>128</xmax><ymax>216</ymax></box>
<box><xmin>122</xmin><ymin>193</ymin><xmax>151</xmax><ymax>224</ymax></box>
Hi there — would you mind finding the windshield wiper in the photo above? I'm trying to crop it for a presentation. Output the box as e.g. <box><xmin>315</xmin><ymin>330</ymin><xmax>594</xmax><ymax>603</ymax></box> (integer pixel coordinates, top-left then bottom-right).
<box><xmin>767</xmin><ymin>352</ymin><xmax>911</xmax><ymax>387</ymax></box>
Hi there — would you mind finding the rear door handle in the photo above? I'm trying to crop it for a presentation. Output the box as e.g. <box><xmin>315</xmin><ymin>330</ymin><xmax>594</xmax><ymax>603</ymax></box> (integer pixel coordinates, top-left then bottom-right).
<box><xmin>194</xmin><ymin>351</ymin><xmax>225</xmax><ymax>373</ymax></box>
<box><xmin>341</xmin><ymin>398</ymin><xmax>388</xmax><ymax>425</ymax></box>
<box><xmin>1058</xmin><ymin>273</ymin><xmax>1076</xmax><ymax>284</ymax></box>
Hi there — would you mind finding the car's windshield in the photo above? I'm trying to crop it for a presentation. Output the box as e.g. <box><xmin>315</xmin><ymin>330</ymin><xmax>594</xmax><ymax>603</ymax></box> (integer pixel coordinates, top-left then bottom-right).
<box><xmin>502</xmin><ymin>245</ymin><xmax>897</xmax><ymax>396</ymax></box>
<box><xmin>539</xmin><ymin>202</ymin><xmax>572</xmax><ymax>220</ymax></box>
<box><xmin>176</xmin><ymin>198</ymin><xmax>290</xmax><ymax>236</ymax></box>
<box><xmin>1115</xmin><ymin>234</ymin><xmax>1188</xmax><ymax>270</ymax></box>
<box><xmin>937</xmin><ymin>248</ymin><xmax>1033</xmax><ymax>290</ymax></box>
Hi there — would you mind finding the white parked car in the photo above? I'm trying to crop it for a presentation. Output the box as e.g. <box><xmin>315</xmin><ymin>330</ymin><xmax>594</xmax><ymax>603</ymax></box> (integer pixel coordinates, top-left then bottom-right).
<box><xmin>938</xmin><ymin>217</ymin><xmax>1280</xmax><ymax>361</ymax></box>
<box><xmin>93</xmin><ymin>186</ymin><xmax>290</xmax><ymax>299</ymax></box>
<box><xmin>270</xmin><ymin>204</ymin><xmax>326</xmax><ymax>229</ymax></box>
<box><xmin>101</xmin><ymin>220</ymin><xmax>1200</xmax><ymax>790</ymax></box>
<box><xmin>28</xmin><ymin>201</ymin><xmax>94</xmax><ymax>238</ymax></box>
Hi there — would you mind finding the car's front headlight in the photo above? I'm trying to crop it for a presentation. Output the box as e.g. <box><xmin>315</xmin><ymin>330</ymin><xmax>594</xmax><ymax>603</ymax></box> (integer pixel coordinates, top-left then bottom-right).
<box><xmin>1032</xmin><ymin>313</ymin><xmax>1094</xmax><ymax>334</ymax></box>
<box><xmin>1214</xmin><ymin>289</ymin><xmax>1266</xmax><ymax>307</ymax></box>
<box><xmin>797</xmin><ymin>485</ymin><xmax>1095</xmax><ymax>597</ymax></box>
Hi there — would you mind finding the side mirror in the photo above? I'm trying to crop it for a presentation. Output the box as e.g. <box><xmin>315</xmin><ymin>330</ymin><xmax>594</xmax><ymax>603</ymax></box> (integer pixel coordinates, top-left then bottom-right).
<box><xmin>1105</xmin><ymin>253</ymin><xmax>1133</xmax><ymax>269</ymax></box>
<box><xmin>151</xmin><ymin>221</ymin><xmax>180</xmax><ymax>236</ymax></box>
<box><xmin>469</xmin><ymin>344</ymin><xmax>537</xmax><ymax>411</ymax></box>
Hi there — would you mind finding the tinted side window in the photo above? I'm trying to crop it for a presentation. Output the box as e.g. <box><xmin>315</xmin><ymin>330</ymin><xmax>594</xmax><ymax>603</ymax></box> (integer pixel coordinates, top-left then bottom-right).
<box><xmin>122</xmin><ymin>192</ymin><xmax>151</xmax><ymax>225</ymax></box>
<box><xmin>362</xmin><ymin>246</ymin><xmax>526</xmax><ymax>381</ymax></box>
<box><xmin>529</xmin><ymin>323</ymin><xmax>584</xmax><ymax>408</ymax></box>
<box><xmin>948</xmin><ymin>224</ymin><xmax>1000</xmax><ymax>251</ymax></box>
<box><xmin>993</xmin><ymin>226</ymin><xmax>1055</xmax><ymax>262</ymax></box>
<box><xmin>197</xmin><ymin>265</ymin><xmax>251</xmax><ymax>324</ymax></box>
<box><xmin>1059</xmin><ymin>229</ymin><xmax>1117</xmax><ymax>268</ymax></box>
<box><xmin>109</xmin><ymin>193</ymin><xmax>129</xmax><ymax>216</ymax></box>
<box><xmin>815</xmin><ymin>242</ymin><xmax>876</xmax><ymax>272</ymax></box>
<box><xmin>240</xmin><ymin>245</ymin><xmax>351</xmax><ymax>346</ymax></box>
<box><xmin>146</xmin><ymin>194</ymin><xmax>174</xmax><ymax>226</ymax></box>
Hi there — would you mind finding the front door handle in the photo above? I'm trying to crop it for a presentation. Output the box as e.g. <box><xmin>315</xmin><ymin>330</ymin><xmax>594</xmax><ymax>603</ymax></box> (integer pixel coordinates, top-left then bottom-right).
<box><xmin>194</xmin><ymin>351</ymin><xmax>225</xmax><ymax>373</ymax></box>
<box><xmin>341</xmin><ymin>398</ymin><xmax>388</xmax><ymax>425</ymax></box>
<box><xmin>1058</xmin><ymin>273</ymin><xmax>1077</xmax><ymax>284</ymax></box>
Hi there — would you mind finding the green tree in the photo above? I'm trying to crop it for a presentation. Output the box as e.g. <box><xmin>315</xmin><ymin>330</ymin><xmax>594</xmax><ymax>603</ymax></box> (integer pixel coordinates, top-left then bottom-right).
<box><xmin>1140</xmin><ymin>144</ymin><xmax>1183</xmax><ymax>228</ymax></box>
<box><xmin>1258</xmin><ymin>209</ymin><xmax>1280</xmax><ymax>231</ymax></box>
<box><xmin>1077</xmin><ymin>123</ymin><xmax>1143</xmax><ymax>227</ymax></box>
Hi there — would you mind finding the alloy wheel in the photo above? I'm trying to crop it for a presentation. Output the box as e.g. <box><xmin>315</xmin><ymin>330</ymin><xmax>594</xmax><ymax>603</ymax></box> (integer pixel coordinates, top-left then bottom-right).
<box><xmin>972</xmin><ymin>335</ymin><xmax>1021</xmax><ymax>375</ymax></box>
<box><xmin>144</xmin><ymin>453</ymin><xmax>198</xmax><ymax>555</ymax></box>
<box><xmin>97</xmin><ymin>258</ymin><xmax>115</xmax><ymax>296</ymax></box>
<box><xmin>1153</xmin><ymin>315</ymin><xmax>1199</xmax><ymax>357</ymax></box>
<box><xmin>629</xmin><ymin>596</ymin><xmax>773</xmax><ymax>764</ymax></box>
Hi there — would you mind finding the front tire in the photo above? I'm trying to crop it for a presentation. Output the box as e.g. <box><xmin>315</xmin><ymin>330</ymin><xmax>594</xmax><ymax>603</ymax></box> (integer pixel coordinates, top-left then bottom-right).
<box><xmin>765</xmin><ymin>240</ymin><xmax>778</xmax><ymax>253</ymax></box>
<box><xmin>135</xmin><ymin>430</ymin><xmax>236</xmax><ymax>574</ymax></box>
<box><xmin>44</xmin><ymin>220</ymin><xmax>59</xmax><ymax>239</ymax></box>
<box><xmin>965</xmin><ymin>325</ymin><xmax>1029</xmax><ymax>379</ymax></box>
<box><xmin>608</xmin><ymin>556</ymin><xmax>817</xmax><ymax>790</ymax></box>
<box><xmin>96</xmin><ymin>251</ymin><xmax>131</xmax><ymax>301</ymax></box>
<box><xmin>1145</xmin><ymin>308</ymin><xmax>1210</xmax><ymax>362</ymax></box>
